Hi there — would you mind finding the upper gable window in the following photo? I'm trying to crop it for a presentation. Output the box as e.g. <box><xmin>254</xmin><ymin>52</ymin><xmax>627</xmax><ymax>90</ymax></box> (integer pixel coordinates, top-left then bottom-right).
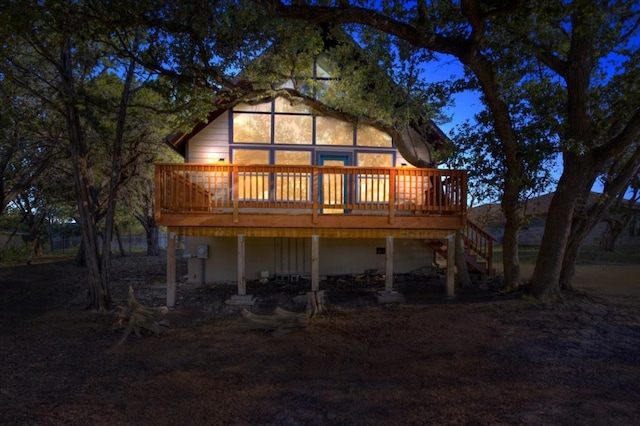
<box><xmin>274</xmin><ymin>98</ymin><xmax>310</xmax><ymax>114</ymax></box>
<box><xmin>234</xmin><ymin>102</ymin><xmax>272</xmax><ymax>112</ymax></box>
<box><xmin>356</xmin><ymin>124</ymin><xmax>393</xmax><ymax>147</ymax></box>
<box><xmin>233</xmin><ymin>112</ymin><xmax>271</xmax><ymax>143</ymax></box>
<box><xmin>275</xmin><ymin>115</ymin><xmax>313</xmax><ymax>144</ymax></box>
<box><xmin>316</xmin><ymin>116</ymin><xmax>354</xmax><ymax>146</ymax></box>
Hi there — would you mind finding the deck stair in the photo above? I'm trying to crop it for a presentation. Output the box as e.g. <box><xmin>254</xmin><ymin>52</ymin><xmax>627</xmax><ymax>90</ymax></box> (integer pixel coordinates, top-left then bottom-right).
<box><xmin>425</xmin><ymin>220</ymin><xmax>496</xmax><ymax>276</ymax></box>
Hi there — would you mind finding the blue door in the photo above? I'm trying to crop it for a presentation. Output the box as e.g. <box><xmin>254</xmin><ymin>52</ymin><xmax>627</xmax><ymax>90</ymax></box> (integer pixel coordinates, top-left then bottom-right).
<box><xmin>318</xmin><ymin>153</ymin><xmax>350</xmax><ymax>214</ymax></box>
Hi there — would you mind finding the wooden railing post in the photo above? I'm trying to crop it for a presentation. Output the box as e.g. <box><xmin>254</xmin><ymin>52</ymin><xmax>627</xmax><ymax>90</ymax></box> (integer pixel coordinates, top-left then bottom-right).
<box><xmin>232</xmin><ymin>165</ymin><xmax>239</xmax><ymax>223</ymax></box>
<box><xmin>388</xmin><ymin>168</ymin><xmax>396</xmax><ymax>225</ymax></box>
<box><xmin>312</xmin><ymin>169</ymin><xmax>319</xmax><ymax>224</ymax></box>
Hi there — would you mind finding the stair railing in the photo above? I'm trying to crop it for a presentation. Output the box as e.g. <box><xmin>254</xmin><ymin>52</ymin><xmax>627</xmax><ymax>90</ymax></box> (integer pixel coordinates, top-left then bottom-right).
<box><xmin>463</xmin><ymin>220</ymin><xmax>496</xmax><ymax>275</ymax></box>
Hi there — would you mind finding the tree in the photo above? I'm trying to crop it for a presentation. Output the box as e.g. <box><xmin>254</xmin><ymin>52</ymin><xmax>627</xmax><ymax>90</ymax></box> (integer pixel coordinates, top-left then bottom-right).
<box><xmin>0</xmin><ymin>1</ymin><xmax>170</xmax><ymax>310</ymax></box>
<box><xmin>249</xmin><ymin>0</ymin><xmax>640</xmax><ymax>299</ymax></box>
<box><xmin>559</xmin><ymin>147</ymin><xmax>640</xmax><ymax>289</ymax></box>
<box><xmin>599</xmin><ymin>172</ymin><xmax>640</xmax><ymax>252</ymax></box>
<box><xmin>244</xmin><ymin>0</ymin><xmax>552</xmax><ymax>290</ymax></box>
<box><xmin>0</xmin><ymin>78</ymin><xmax>58</xmax><ymax>215</ymax></box>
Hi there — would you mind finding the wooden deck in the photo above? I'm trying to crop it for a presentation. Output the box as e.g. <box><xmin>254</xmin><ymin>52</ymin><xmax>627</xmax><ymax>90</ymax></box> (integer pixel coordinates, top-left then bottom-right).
<box><xmin>155</xmin><ymin>164</ymin><xmax>467</xmax><ymax>235</ymax></box>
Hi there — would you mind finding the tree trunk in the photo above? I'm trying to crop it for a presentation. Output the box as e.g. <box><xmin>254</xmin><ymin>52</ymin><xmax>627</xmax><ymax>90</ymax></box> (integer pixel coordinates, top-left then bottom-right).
<box><xmin>599</xmin><ymin>219</ymin><xmax>626</xmax><ymax>252</ymax></box>
<box><xmin>115</xmin><ymin>224</ymin><xmax>126</xmax><ymax>257</ymax></box>
<box><xmin>559</xmin><ymin>229</ymin><xmax>583</xmax><ymax>291</ymax></box>
<box><xmin>74</xmin><ymin>236</ymin><xmax>86</xmax><ymax>267</ymax></box>
<box><xmin>455</xmin><ymin>230</ymin><xmax>472</xmax><ymax>288</ymax></box>
<box><xmin>61</xmin><ymin>40</ymin><xmax>110</xmax><ymax>311</ymax></box>
<box><xmin>146</xmin><ymin>224</ymin><xmax>160</xmax><ymax>257</ymax></box>
<box><xmin>99</xmin><ymin>39</ymin><xmax>137</xmax><ymax>303</ymax></box>
<box><xmin>501</xmin><ymin>182</ymin><xmax>524</xmax><ymax>290</ymax></box>
<box><xmin>531</xmin><ymin>159</ymin><xmax>592</xmax><ymax>299</ymax></box>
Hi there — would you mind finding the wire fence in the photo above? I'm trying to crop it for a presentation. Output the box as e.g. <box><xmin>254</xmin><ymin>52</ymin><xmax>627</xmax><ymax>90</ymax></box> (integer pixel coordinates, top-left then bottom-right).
<box><xmin>48</xmin><ymin>233</ymin><xmax>168</xmax><ymax>253</ymax></box>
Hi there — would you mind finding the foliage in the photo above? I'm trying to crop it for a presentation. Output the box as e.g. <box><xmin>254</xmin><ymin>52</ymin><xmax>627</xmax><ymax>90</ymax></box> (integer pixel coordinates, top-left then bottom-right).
<box><xmin>247</xmin><ymin>0</ymin><xmax>640</xmax><ymax>298</ymax></box>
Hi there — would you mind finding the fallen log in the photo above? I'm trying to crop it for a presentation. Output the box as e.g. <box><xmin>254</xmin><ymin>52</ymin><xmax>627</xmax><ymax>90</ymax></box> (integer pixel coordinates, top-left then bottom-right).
<box><xmin>236</xmin><ymin>307</ymin><xmax>309</xmax><ymax>336</ymax></box>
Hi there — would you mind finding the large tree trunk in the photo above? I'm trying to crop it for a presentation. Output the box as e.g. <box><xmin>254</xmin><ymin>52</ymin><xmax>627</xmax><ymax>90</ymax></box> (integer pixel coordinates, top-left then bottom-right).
<box><xmin>98</xmin><ymin>38</ymin><xmax>138</xmax><ymax>307</ymax></box>
<box><xmin>531</xmin><ymin>158</ymin><xmax>593</xmax><ymax>299</ymax></box>
<box><xmin>558</xmin><ymin>186</ymin><xmax>594</xmax><ymax>291</ymax></box>
<box><xmin>61</xmin><ymin>40</ymin><xmax>110</xmax><ymax>311</ymax></box>
<box><xmin>500</xmin><ymin>179</ymin><xmax>525</xmax><ymax>290</ymax></box>
<box><xmin>559</xmin><ymin>228</ymin><xmax>583</xmax><ymax>292</ymax></box>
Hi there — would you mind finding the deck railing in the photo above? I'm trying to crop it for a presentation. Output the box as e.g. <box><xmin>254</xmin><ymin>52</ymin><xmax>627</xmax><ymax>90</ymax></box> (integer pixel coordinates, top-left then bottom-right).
<box><xmin>155</xmin><ymin>163</ymin><xmax>467</xmax><ymax>225</ymax></box>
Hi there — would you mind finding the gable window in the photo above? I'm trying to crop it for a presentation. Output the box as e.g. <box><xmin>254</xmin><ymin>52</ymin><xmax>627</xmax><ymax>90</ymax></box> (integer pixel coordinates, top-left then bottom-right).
<box><xmin>357</xmin><ymin>124</ymin><xmax>393</xmax><ymax>147</ymax></box>
<box><xmin>316</xmin><ymin>116</ymin><xmax>354</xmax><ymax>145</ymax></box>
<box><xmin>233</xmin><ymin>112</ymin><xmax>271</xmax><ymax>143</ymax></box>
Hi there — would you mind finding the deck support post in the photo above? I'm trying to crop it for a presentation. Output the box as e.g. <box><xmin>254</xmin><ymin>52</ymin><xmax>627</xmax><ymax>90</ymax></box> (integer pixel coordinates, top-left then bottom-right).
<box><xmin>311</xmin><ymin>235</ymin><xmax>320</xmax><ymax>291</ymax></box>
<box><xmin>385</xmin><ymin>236</ymin><xmax>394</xmax><ymax>292</ymax></box>
<box><xmin>226</xmin><ymin>233</ymin><xmax>255</xmax><ymax>305</ymax></box>
<box><xmin>237</xmin><ymin>234</ymin><xmax>246</xmax><ymax>295</ymax></box>
<box><xmin>377</xmin><ymin>235</ymin><xmax>405</xmax><ymax>304</ymax></box>
<box><xmin>166</xmin><ymin>232</ymin><xmax>177</xmax><ymax>308</ymax></box>
<box><xmin>446</xmin><ymin>233</ymin><xmax>455</xmax><ymax>298</ymax></box>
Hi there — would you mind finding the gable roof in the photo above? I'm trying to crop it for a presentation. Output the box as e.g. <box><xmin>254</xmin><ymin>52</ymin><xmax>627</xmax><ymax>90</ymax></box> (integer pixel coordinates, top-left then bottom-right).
<box><xmin>163</xmin><ymin>24</ymin><xmax>450</xmax><ymax>162</ymax></box>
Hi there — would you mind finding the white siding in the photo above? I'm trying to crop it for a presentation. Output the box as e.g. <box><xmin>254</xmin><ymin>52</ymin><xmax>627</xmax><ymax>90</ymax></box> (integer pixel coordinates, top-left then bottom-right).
<box><xmin>186</xmin><ymin>111</ymin><xmax>230</xmax><ymax>163</ymax></box>
<box><xmin>186</xmin><ymin>236</ymin><xmax>433</xmax><ymax>283</ymax></box>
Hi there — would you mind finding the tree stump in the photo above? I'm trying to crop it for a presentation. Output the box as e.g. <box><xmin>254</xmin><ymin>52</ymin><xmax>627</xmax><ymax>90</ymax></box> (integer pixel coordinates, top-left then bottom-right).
<box><xmin>109</xmin><ymin>286</ymin><xmax>169</xmax><ymax>351</ymax></box>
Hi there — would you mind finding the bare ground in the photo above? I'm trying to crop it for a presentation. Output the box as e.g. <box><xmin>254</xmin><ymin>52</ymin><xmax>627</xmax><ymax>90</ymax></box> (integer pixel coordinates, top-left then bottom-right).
<box><xmin>1</xmin><ymin>254</ymin><xmax>639</xmax><ymax>425</ymax></box>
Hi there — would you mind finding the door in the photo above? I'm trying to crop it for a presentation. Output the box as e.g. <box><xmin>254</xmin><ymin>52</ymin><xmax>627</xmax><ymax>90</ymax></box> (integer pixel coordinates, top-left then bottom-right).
<box><xmin>318</xmin><ymin>153</ymin><xmax>350</xmax><ymax>214</ymax></box>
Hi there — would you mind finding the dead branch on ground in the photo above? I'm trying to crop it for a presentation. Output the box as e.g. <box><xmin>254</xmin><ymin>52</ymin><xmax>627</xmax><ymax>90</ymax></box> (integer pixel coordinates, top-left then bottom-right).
<box><xmin>109</xmin><ymin>286</ymin><xmax>169</xmax><ymax>351</ymax></box>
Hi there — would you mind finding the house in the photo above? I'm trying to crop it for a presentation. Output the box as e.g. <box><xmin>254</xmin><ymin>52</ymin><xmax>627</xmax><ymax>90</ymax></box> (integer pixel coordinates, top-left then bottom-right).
<box><xmin>155</xmin><ymin>53</ymin><xmax>475</xmax><ymax>307</ymax></box>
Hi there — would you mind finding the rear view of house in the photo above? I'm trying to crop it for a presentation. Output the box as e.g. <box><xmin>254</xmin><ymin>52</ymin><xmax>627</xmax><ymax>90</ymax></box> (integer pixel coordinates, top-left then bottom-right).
<box><xmin>155</xmin><ymin>54</ymin><xmax>469</xmax><ymax>306</ymax></box>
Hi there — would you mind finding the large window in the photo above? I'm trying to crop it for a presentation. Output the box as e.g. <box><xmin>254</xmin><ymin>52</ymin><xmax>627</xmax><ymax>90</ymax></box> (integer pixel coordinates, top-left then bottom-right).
<box><xmin>356</xmin><ymin>152</ymin><xmax>393</xmax><ymax>167</ymax></box>
<box><xmin>274</xmin><ymin>115</ymin><xmax>313</xmax><ymax>144</ymax></box>
<box><xmin>356</xmin><ymin>153</ymin><xmax>393</xmax><ymax>203</ymax></box>
<box><xmin>274</xmin><ymin>151</ymin><xmax>311</xmax><ymax>202</ymax></box>
<box><xmin>230</xmin><ymin>56</ymin><xmax>396</xmax><ymax>163</ymax></box>
<box><xmin>316</xmin><ymin>116</ymin><xmax>354</xmax><ymax>145</ymax></box>
<box><xmin>357</xmin><ymin>124</ymin><xmax>393</xmax><ymax>147</ymax></box>
<box><xmin>233</xmin><ymin>149</ymin><xmax>269</xmax><ymax>200</ymax></box>
<box><xmin>233</xmin><ymin>112</ymin><xmax>271</xmax><ymax>143</ymax></box>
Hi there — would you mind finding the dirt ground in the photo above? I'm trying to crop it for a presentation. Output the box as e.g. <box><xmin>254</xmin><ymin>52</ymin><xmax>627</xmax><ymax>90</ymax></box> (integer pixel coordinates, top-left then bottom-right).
<box><xmin>1</xmin><ymin>254</ymin><xmax>639</xmax><ymax>425</ymax></box>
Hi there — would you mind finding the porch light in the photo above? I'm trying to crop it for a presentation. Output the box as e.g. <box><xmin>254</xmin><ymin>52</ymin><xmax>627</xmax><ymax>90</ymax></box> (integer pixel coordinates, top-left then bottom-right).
<box><xmin>218</xmin><ymin>158</ymin><xmax>226</xmax><ymax>163</ymax></box>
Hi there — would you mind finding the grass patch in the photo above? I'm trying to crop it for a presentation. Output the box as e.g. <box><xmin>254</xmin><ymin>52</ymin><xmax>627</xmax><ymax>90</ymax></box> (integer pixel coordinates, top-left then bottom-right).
<box><xmin>491</xmin><ymin>246</ymin><xmax>639</xmax><ymax>266</ymax></box>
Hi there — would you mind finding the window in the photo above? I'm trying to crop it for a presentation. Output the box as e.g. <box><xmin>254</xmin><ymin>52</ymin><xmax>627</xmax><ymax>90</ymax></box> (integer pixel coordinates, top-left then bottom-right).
<box><xmin>275</xmin><ymin>151</ymin><xmax>311</xmax><ymax>202</ymax></box>
<box><xmin>357</xmin><ymin>124</ymin><xmax>393</xmax><ymax>147</ymax></box>
<box><xmin>274</xmin><ymin>98</ymin><xmax>309</xmax><ymax>114</ymax></box>
<box><xmin>356</xmin><ymin>153</ymin><xmax>393</xmax><ymax>203</ymax></box>
<box><xmin>233</xmin><ymin>112</ymin><xmax>271</xmax><ymax>143</ymax></box>
<box><xmin>275</xmin><ymin>151</ymin><xmax>311</xmax><ymax>165</ymax></box>
<box><xmin>316</xmin><ymin>116</ymin><xmax>354</xmax><ymax>145</ymax></box>
<box><xmin>357</xmin><ymin>152</ymin><xmax>393</xmax><ymax>167</ymax></box>
<box><xmin>274</xmin><ymin>115</ymin><xmax>313</xmax><ymax>144</ymax></box>
<box><xmin>233</xmin><ymin>150</ymin><xmax>269</xmax><ymax>200</ymax></box>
